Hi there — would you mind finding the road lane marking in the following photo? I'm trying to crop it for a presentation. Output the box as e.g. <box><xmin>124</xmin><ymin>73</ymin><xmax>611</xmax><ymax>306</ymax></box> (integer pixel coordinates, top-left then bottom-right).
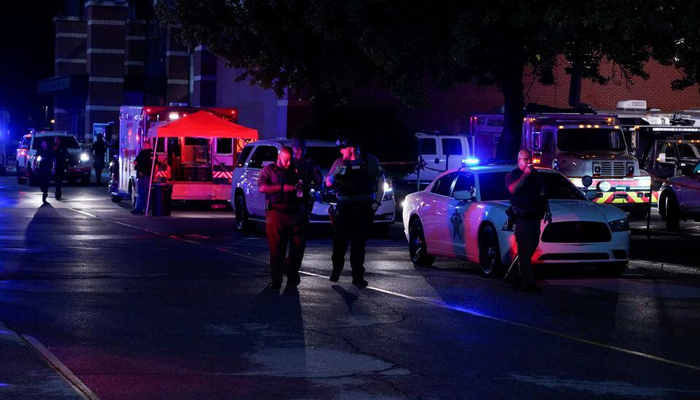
<box><xmin>219</xmin><ymin>250</ymin><xmax>700</xmax><ymax>373</ymax></box>
<box><xmin>67</xmin><ymin>208</ymin><xmax>97</xmax><ymax>218</ymax></box>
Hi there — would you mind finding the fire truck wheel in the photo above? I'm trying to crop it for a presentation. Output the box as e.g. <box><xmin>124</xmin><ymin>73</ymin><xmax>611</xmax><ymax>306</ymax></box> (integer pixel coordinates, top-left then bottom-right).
<box><xmin>235</xmin><ymin>194</ymin><xmax>253</xmax><ymax>232</ymax></box>
<box><xmin>629</xmin><ymin>207</ymin><xmax>648</xmax><ymax>219</ymax></box>
<box><xmin>408</xmin><ymin>218</ymin><xmax>435</xmax><ymax>267</ymax></box>
<box><xmin>129</xmin><ymin>182</ymin><xmax>136</xmax><ymax>204</ymax></box>
<box><xmin>665</xmin><ymin>196</ymin><xmax>680</xmax><ymax>231</ymax></box>
<box><xmin>478</xmin><ymin>224</ymin><xmax>505</xmax><ymax>278</ymax></box>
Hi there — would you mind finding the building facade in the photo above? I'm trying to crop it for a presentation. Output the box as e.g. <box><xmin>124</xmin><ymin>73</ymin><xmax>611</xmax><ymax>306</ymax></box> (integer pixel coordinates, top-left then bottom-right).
<box><xmin>40</xmin><ymin>1</ymin><xmax>700</xmax><ymax>144</ymax></box>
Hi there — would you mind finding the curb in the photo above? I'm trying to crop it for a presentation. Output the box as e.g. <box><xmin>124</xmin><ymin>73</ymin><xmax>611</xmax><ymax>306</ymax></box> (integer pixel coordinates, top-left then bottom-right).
<box><xmin>629</xmin><ymin>259</ymin><xmax>700</xmax><ymax>277</ymax></box>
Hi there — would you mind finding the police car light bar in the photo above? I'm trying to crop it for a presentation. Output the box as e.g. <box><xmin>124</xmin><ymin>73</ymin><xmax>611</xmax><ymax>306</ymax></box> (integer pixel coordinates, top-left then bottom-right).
<box><xmin>461</xmin><ymin>157</ymin><xmax>479</xmax><ymax>166</ymax></box>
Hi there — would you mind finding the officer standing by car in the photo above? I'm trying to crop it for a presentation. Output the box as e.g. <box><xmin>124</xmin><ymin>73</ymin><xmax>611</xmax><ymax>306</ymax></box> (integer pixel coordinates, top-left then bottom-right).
<box><xmin>258</xmin><ymin>146</ymin><xmax>307</xmax><ymax>289</ymax></box>
<box><xmin>91</xmin><ymin>134</ymin><xmax>107</xmax><ymax>185</ymax></box>
<box><xmin>503</xmin><ymin>149</ymin><xmax>550</xmax><ymax>292</ymax></box>
<box><xmin>291</xmin><ymin>138</ymin><xmax>323</xmax><ymax>212</ymax></box>
<box><xmin>131</xmin><ymin>142</ymin><xmax>153</xmax><ymax>214</ymax></box>
<box><xmin>325</xmin><ymin>137</ymin><xmax>385</xmax><ymax>287</ymax></box>
<box><xmin>36</xmin><ymin>140</ymin><xmax>54</xmax><ymax>204</ymax></box>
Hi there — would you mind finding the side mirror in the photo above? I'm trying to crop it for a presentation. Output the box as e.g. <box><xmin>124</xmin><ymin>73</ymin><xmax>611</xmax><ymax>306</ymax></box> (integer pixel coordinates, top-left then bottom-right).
<box><xmin>581</xmin><ymin>175</ymin><xmax>593</xmax><ymax>189</ymax></box>
<box><xmin>658</xmin><ymin>153</ymin><xmax>666</xmax><ymax>163</ymax></box>
<box><xmin>453</xmin><ymin>189</ymin><xmax>475</xmax><ymax>202</ymax></box>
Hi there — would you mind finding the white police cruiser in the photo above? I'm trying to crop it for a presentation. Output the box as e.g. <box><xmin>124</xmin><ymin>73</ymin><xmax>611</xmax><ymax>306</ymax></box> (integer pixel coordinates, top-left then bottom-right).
<box><xmin>403</xmin><ymin>165</ymin><xmax>630</xmax><ymax>277</ymax></box>
<box><xmin>231</xmin><ymin>139</ymin><xmax>396</xmax><ymax>231</ymax></box>
<box><xmin>16</xmin><ymin>131</ymin><xmax>92</xmax><ymax>185</ymax></box>
<box><xmin>658</xmin><ymin>160</ymin><xmax>700</xmax><ymax>230</ymax></box>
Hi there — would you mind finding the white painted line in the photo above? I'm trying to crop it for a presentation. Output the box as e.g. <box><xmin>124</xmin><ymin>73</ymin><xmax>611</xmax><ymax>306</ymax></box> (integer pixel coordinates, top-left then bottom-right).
<box><xmin>21</xmin><ymin>334</ymin><xmax>100</xmax><ymax>400</ymax></box>
<box><xmin>68</xmin><ymin>208</ymin><xmax>97</xmax><ymax>218</ymax></box>
<box><xmin>221</xmin><ymin>250</ymin><xmax>700</xmax><ymax>373</ymax></box>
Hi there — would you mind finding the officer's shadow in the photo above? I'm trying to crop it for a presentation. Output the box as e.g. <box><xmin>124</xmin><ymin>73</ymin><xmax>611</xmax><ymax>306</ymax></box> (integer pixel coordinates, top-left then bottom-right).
<box><xmin>332</xmin><ymin>284</ymin><xmax>358</xmax><ymax>312</ymax></box>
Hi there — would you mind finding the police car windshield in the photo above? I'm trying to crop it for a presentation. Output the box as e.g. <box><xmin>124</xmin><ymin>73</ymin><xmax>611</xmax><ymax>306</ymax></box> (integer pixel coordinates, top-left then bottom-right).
<box><xmin>479</xmin><ymin>171</ymin><xmax>585</xmax><ymax>201</ymax></box>
<box><xmin>305</xmin><ymin>146</ymin><xmax>341</xmax><ymax>168</ymax></box>
<box><xmin>32</xmin><ymin>136</ymin><xmax>81</xmax><ymax>150</ymax></box>
<box><xmin>557</xmin><ymin>129</ymin><xmax>626</xmax><ymax>152</ymax></box>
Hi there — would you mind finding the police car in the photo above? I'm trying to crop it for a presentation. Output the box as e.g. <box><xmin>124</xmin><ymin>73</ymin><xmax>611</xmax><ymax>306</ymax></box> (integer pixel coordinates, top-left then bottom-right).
<box><xmin>16</xmin><ymin>131</ymin><xmax>92</xmax><ymax>185</ymax></box>
<box><xmin>403</xmin><ymin>165</ymin><xmax>630</xmax><ymax>277</ymax></box>
<box><xmin>658</xmin><ymin>160</ymin><xmax>700</xmax><ymax>230</ymax></box>
<box><xmin>231</xmin><ymin>139</ymin><xmax>396</xmax><ymax>231</ymax></box>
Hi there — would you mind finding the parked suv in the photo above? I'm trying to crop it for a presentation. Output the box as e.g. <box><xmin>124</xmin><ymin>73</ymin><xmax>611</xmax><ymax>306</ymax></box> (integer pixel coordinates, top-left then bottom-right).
<box><xmin>658</xmin><ymin>160</ymin><xmax>700</xmax><ymax>230</ymax></box>
<box><xmin>16</xmin><ymin>131</ymin><xmax>92</xmax><ymax>185</ymax></box>
<box><xmin>230</xmin><ymin>139</ymin><xmax>396</xmax><ymax>231</ymax></box>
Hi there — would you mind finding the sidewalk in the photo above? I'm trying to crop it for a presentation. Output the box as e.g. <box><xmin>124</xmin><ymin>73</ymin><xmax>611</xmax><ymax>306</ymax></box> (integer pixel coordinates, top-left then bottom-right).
<box><xmin>0</xmin><ymin>320</ymin><xmax>90</xmax><ymax>399</ymax></box>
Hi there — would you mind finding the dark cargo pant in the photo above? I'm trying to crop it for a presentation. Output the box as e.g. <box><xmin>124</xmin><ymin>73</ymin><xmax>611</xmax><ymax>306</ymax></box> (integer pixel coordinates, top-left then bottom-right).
<box><xmin>265</xmin><ymin>210</ymin><xmax>308</xmax><ymax>284</ymax></box>
<box><xmin>506</xmin><ymin>218</ymin><xmax>541</xmax><ymax>287</ymax></box>
<box><xmin>331</xmin><ymin>202</ymin><xmax>375</xmax><ymax>280</ymax></box>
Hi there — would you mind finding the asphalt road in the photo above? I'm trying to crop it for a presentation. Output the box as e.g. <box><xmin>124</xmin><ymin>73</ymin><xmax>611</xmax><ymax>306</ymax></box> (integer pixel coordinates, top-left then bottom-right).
<box><xmin>0</xmin><ymin>176</ymin><xmax>699</xmax><ymax>400</ymax></box>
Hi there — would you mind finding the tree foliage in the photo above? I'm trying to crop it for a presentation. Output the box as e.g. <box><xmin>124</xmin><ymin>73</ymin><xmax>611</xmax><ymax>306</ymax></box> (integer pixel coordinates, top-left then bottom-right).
<box><xmin>159</xmin><ymin>0</ymin><xmax>686</xmax><ymax>157</ymax></box>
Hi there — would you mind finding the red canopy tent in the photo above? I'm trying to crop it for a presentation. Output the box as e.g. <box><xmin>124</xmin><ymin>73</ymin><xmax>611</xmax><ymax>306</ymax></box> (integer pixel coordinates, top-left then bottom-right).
<box><xmin>145</xmin><ymin>111</ymin><xmax>258</xmax><ymax>215</ymax></box>
<box><xmin>148</xmin><ymin>111</ymin><xmax>258</xmax><ymax>139</ymax></box>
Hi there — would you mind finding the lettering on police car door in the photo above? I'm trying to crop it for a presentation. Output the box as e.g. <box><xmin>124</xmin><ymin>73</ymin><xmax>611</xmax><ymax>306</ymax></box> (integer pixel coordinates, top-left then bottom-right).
<box><xmin>450</xmin><ymin>210</ymin><xmax>462</xmax><ymax>239</ymax></box>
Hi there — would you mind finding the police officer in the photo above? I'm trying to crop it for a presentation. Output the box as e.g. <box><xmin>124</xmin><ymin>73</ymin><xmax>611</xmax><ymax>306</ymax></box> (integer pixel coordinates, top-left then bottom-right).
<box><xmin>36</xmin><ymin>140</ymin><xmax>54</xmax><ymax>204</ymax></box>
<box><xmin>291</xmin><ymin>138</ymin><xmax>323</xmax><ymax>213</ymax></box>
<box><xmin>53</xmin><ymin>137</ymin><xmax>68</xmax><ymax>200</ymax></box>
<box><xmin>92</xmin><ymin>134</ymin><xmax>107</xmax><ymax>185</ymax></box>
<box><xmin>503</xmin><ymin>149</ymin><xmax>550</xmax><ymax>293</ymax></box>
<box><xmin>258</xmin><ymin>146</ymin><xmax>308</xmax><ymax>289</ymax></box>
<box><xmin>131</xmin><ymin>141</ymin><xmax>153</xmax><ymax>214</ymax></box>
<box><xmin>326</xmin><ymin>137</ymin><xmax>385</xmax><ymax>287</ymax></box>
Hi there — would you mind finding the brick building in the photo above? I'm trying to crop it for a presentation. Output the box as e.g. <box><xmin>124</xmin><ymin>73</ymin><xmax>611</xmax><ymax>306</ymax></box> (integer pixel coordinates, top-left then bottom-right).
<box><xmin>39</xmin><ymin>1</ymin><xmax>700</xmax><ymax>143</ymax></box>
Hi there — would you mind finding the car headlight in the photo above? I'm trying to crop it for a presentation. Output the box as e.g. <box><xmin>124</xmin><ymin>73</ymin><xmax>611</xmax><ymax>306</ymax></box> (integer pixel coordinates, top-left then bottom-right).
<box><xmin>36</xmin><ymin>156</ymin><xmax>42</xmax><ymax>162</ymax></box>
<box><xmin>80</xmin><ymin>153</ymin><xmax>90</xmax><ymax>162</ymax></box>
<box><xmin>608</xmin><ymin>217</ymin><xmax>629</xmax><ymax>232</ymax></box>
<box><xmin>382</xmin><ymin>181</ymin><xmax>394</xmax><ymax>201</ymax></box>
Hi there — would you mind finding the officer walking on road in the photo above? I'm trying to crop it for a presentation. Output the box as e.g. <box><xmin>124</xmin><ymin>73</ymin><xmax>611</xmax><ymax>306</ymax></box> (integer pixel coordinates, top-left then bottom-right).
<box><xmin>36</xmin><ymin>140</ymin><xmax>54</xmax><ymax>204</ymax></box>
<box><xmin>131</xmin><ymin>141</ymin><xmax>153</xmax><ymax>215</ymax></box>
<box><xmin>503</xmin><ymin>149</ymin><xmax>550</xmax><ymax>293</ymax></box>
<box><xmin>258</xmin><ymin>146</ymin><xmax>308</xmax><ymax>289</ymax></box>
<box><xmin>91</xmin><ymin>134</ymin><xmax>107</xmax><ymax>185</ymax></box>
<box><xmin>326</xmin><ymin>137</ymin><xmax>385</xmax><ymax>287</ymax></box>
<box><xmin>53</xmin><ymin>137</ymin><xmax>67</xmax><ymax>200</ymax></box>
<box><xmin>291</xmin><ymin>138</ymin><xmax>323</xmax><ymax>213</ymax></box>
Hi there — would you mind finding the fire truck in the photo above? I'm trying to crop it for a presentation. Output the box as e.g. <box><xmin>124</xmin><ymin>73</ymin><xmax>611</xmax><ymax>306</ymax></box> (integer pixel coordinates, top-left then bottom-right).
<box><xmin>111</xmin><ymin>105</ymin><xmax>254</xmax><ymax>204</ymax></box>
<box><xmin>521</xmin><ymin>113</ymin><xmax>653</xmax><ymax>218</ymax></box>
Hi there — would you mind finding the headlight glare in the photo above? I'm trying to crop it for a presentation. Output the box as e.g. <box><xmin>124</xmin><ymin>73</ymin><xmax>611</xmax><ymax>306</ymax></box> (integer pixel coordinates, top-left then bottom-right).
<box><xmin>80</xmin><ymin>153</ymin><xmax>90</xmax><ymax>162</ymax></box>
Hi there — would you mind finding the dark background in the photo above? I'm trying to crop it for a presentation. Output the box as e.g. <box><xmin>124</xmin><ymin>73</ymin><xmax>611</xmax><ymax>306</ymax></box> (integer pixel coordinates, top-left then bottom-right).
<box><xmin>0</xmin><ymin>2</ymin><xmax>63</xmax><ymax>138</ymax></box>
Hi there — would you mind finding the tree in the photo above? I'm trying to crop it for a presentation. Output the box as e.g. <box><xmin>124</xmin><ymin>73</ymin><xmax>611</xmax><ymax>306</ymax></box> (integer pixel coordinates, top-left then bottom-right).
<box><xmin>160</xmin><ymin>0</ymin><xmax>676</xmax><ymax>158</ymax></box>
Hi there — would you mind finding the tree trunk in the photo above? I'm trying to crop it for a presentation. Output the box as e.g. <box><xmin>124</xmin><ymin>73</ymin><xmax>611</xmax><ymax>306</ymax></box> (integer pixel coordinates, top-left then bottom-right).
<box><xmin>496</xmin><ymin>61</ymin><xmax>525</xmax><ymax>160</ymax></box>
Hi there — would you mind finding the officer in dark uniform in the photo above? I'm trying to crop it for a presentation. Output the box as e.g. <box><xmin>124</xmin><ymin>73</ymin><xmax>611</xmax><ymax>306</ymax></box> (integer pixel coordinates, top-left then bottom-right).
<box><xmin>36</xmin><ymin>140</ymin><xmax>54</xmax><ymax>204</ymax></box>
<box><xmin>53</xmin><ymin>137</ymin><xmax>68</xmax><ymax>200</ymax></box>
<box><xmin>503</xmin><ymin>149</ymin><xmax>551</xmax><ymax>292</ymax></box>
<box><xmin>92</xmin><ymin>134</ymin><xmax>107</xmax><ymax>185</ymax></box>
<box><xmin>325</xmin><ymin>137</ymin><xmax>385</xmax><ymax>287</ymax></box>
<box><xmin>258</xmin><ymin>146</ymin><xmax>307</xmax><ymax>289</ymax></box>
<box><xmin>291</xmin><ymin>138</ymin><xmax>323</xmax><ymax>213</ymax></box>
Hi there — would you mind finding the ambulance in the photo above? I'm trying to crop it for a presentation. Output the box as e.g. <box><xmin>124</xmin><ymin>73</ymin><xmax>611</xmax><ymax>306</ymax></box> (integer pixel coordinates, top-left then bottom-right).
<box><xmin>111</xmin><ymin>105</ymin><xmax>256</xmax><ymax>204</ymax></box>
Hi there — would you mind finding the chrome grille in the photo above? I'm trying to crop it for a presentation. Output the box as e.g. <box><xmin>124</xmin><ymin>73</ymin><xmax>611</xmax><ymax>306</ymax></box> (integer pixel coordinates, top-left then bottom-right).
<box><xmin>600</xmin><ymin>161</ymin><xmax>626</xmax><ymax>177</ymax></box>
<box><xmin>541</xmin><ymin>222</ymin><xmax>611</xmax><ymax>243</ymax></box>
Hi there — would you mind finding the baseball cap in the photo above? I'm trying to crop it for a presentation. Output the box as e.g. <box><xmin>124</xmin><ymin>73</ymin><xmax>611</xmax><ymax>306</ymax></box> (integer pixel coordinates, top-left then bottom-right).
<box><xmin>336</xmin><ymin>136</ymin><xmax>360</xmax><ymax>149</ymax></box>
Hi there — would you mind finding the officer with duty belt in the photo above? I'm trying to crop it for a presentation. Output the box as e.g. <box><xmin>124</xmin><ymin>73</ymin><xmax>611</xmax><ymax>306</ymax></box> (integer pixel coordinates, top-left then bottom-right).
<box><xmin>503</xmin><ymin>149</ymin><xmax>551</xmax><ymax>293</ymax></box>
<box><xmin>258</xmin><ymin>146</ymin><xmax>307</xmax><ymax>289</ymax></box>
<box><xmin>325</xmin><ymin>137</ymin><xmax>385</xmax><ymax>287</ymax></box>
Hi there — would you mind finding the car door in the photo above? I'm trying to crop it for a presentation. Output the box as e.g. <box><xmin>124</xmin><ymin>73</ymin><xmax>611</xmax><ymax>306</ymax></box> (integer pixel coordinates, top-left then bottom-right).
<box><xmin>245</xmin><ymin>145</ymin><xmax>279</xmax><ymax>217</ymax></box>
<box><xmin>421</xmin><ymin>173</ymin><xmax>457</xmax><ymax>254</ymax></box>
<box><xmin>417</xmin><ymin>136</ymin><xmax>443</xmax><ymax>175</ymax></box>
<box><xmin>445</xmin><ymin>172</ymin><xmax>478</xmax><ymax>258</ymax></box>
<box><xmin>675</xmin><ymin>171</ymin><xmax>700</xmax><ymax>214</ymax></box>
<box><xmin>213</xmin><ymin>138</ymin><xmax>234</xmax><ymax>182</ymax></box>
<box><xmin>441</xmin><ymin>137</ymin><xmax>464</xmax><ymax>171</ymax></box>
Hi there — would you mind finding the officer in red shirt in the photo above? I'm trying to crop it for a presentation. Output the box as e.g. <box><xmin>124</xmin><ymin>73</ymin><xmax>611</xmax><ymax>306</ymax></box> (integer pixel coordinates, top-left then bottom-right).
<box><xmin>258</xmin><ymin>146</ymin><xmax>307</xmax><ymax>289</ymax></box>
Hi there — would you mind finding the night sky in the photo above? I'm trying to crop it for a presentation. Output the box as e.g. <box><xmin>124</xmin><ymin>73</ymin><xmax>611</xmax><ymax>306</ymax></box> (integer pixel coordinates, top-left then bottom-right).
<box><xmin>0</xmin><ymin>2</ymin><xmax>64</xmax><ymax>138</ymax></box>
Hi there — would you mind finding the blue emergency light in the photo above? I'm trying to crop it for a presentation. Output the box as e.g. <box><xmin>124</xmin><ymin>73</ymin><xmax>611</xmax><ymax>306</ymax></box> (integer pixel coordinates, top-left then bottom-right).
<box><xmin>461</xmin><ymin>157</ymin><xmax>479</xmax><ymax>166</ymax></box>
